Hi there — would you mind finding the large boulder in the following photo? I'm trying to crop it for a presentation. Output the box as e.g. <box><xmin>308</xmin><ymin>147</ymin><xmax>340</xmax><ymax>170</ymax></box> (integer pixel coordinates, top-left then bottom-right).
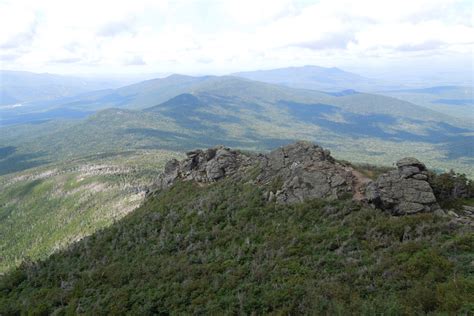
<box><xmin>157</xmin><ymin>146</ymin><xmax>253</xmax><ymax>188</ymax></box>
<box><xmin>365</xmin><ymin>157</ymin><xmax>440</xmax><ymax>215</ymax></box>
<box><xmin>256</xmin><ymin>141</ymin><xmax>354</xmax><ymax>203</ymax></box>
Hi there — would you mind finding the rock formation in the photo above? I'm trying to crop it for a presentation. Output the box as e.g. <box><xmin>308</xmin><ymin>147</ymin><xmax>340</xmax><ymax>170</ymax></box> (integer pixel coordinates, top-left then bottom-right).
<box><xmin>157</xmin><ymin>141</ymin><xmax>355</xmax><ymax>203</ymax></box>
<box><xmin>365</xmin><ymin>157</ymin><xmax>440</xmax><ymax>215</ymax></box>
<box><xmin>156</xmin><ymin>141</ymin><xmax>445</xmax><ymax>216</ymax></box>
<box><xmin>157</xmin><ymin>146</ymin><xmax>254</xmax><ymax>188</ymax></box>
<box><xmin>255</xmin><ymin>141</ymin><xmax>354</xmax><ymax>203</ymax></box>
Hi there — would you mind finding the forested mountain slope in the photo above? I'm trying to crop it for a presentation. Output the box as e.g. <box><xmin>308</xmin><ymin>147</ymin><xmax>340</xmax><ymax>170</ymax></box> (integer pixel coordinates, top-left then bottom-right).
<box><xmin>0</xmin><ymin>150</ymin><xmax>182</xmax><ymax>273</ymax></box>
<box><xmin>2</xmin><ymin>85</ymin><xmax>472</xmax><ymax>177</ymax></box>
<box><xmin>1</xmin><ymin>142</ymin><xmax>472</xmax><ymax>315</ymax></box>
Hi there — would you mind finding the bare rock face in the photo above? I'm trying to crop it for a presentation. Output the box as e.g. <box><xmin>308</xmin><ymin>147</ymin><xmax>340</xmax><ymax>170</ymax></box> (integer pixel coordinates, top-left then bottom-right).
<box><xmin>157</xmin><ymin>141</ymin><xmax>355</xmax><ymax>204</ymax></box>
<box><xmin>256</xmin><ymin>141</ymin><xmax>354</xmax><ymax>203</ymax></box>
<box><xmin>157</xmin><ymin>146</ymin><xmax>254</xmax><ymax>188</ymax></box>
<box><xmin>365</xmin><ymin>157</ymin><xmax>440</xmax><ymax>215</ymax></box>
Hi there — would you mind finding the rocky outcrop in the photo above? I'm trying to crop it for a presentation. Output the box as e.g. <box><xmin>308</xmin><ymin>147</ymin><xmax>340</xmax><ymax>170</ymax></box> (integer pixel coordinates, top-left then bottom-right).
<box><xmin>157</xmin><ymin>146</ymin><xmax>254</xmax><ymax>188</ymax></box>
<box><xmin>157</xmin><ymin>141</ymin><xmax>355</xmax><ymax>203</ymax></box>
<box><xmin>156</xmin><ymin>142</ymin><xmax>446</xmax><ymax>216</ymax></box>
<box><xmin>365</xmin><ymin>157</ymin><xmax>440</xmax><ymax>215</ymax></box>
<box><xmin>255</xmin><ymin>141</ymin><xmax>354</xmax><ymax>203</ymax></box>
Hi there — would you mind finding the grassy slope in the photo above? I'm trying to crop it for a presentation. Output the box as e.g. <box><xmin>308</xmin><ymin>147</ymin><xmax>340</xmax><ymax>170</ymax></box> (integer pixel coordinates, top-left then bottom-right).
<box><xmin>0</xmin><ymin>179</ymin><xmax>472</xmax><ymax>314</ymax></box>
<box><xmin>0</xmin><ymin>150</ymin><xmax>183</xmax><ymax>273</ymax></box>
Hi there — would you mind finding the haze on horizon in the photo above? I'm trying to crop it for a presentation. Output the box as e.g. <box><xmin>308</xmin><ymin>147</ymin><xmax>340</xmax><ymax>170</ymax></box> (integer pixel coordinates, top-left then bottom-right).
<box><xmin>0</xmin><ymin>0</ymin><xmax>473</xmax><ymax>84</ymax></box>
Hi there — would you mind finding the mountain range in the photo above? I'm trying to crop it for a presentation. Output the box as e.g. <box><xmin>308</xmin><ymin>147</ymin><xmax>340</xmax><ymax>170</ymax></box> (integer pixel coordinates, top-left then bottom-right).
<box><xmin>233</xmin><ymin>66</ymin><xmax>473</xmax><ymax>120</ymax></box>
<box><xmin>233</xmin><ymin>65</ymin><xmax>386</xmax><ymax>92</ymax></box>
<box><xmin>1</xmin><ymin>66</ymin><xmax>473</xmax><ymax>314</ymax></box>
<box><xmin>1</xmin><ymin>74</ymin><xmax>472</xmax><ymax>177</ymax></box>
<box><xmin>380</xmin><ymin>85</ymin><xmax>474</xmax><ymax>120</ymax></box>
<box><xmin>0</xmin><ymin>70</ymin><xmax>138</xmax><ymax>106</ymax></box>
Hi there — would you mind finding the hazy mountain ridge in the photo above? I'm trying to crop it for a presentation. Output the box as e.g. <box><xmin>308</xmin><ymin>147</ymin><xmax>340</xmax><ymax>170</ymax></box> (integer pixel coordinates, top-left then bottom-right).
<box><xmin>379</xmin><ymin>85</ymin><xmax>474</xmax><ymax>121</ymax></box>
<box><xmin>234</xmin><ymin>65</ymin><xmax>376</xmax><ymax>91</ymax></box>
<box><xmin>233</xmin><ymin>65</ymin><xmax>404</xmax><ymax>92</ymax></box>
<box><xmin>232</xmin><ymin>66</ymin><xmax>473</xmax><ymax>123</ymax></box>
<box><xmin>2</xmin><ymin>72</ymin><xmax>467</xmax><ymax>127</ymax></box>
<box><xmin>0</xmin><ymin>70</ymin><xmax>131</xmax><ymax>106</ymax></box>
<box><xmin>1</xmin><ymin>75</ymin><xmax>473</xmax><ymax>177</ymax></box>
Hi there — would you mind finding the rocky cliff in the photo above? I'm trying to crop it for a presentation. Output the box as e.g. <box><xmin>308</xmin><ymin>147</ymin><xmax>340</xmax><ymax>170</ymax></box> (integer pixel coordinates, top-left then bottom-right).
<box><xmin>157</xmin><ymin>141</ymin><xmax>356</xmax><ymax>203</ymax></box>
<box><xmin>156</xmin><ymin>141</ymin><xmax>458</xmax><ymax>216</ymax></box>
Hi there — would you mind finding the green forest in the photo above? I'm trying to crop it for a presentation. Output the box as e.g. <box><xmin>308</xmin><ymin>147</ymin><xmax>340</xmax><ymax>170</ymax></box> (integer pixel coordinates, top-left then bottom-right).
<box><xmin>1</xmin><ymin>177</ymin><xmax>473</xmax><ymax>315</ymax></box>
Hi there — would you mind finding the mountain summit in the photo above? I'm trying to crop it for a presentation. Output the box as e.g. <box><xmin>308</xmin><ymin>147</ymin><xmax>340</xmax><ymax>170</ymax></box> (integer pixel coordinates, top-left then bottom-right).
<box><xmin>1</xmin><ymin>141</ymin><xmax>472</xmax><ymax>315</ymax></box>
<box><xmin>233</xmin><ymin>65</ymin><xmax>378</xmax><ymax>91</ymax></box>
<box><xmin>155</xmin><ymin>141</ymin><xmax>472</xmax><ymax>219</ymax></box>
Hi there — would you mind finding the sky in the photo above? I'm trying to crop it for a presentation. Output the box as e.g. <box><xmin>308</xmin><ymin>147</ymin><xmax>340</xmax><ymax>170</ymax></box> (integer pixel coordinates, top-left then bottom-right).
<box><xmin>0</xmin><ymin>0</ymin><xmax>472</xmax><ymax>81</ymax></box>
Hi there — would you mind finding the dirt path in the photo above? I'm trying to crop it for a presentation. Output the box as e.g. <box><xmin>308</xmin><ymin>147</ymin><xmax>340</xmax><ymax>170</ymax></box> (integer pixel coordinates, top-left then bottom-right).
<box><xmin>343</xmin><ymin>166</ymin><xmax>372</xmax><ymax>201</ymax></box>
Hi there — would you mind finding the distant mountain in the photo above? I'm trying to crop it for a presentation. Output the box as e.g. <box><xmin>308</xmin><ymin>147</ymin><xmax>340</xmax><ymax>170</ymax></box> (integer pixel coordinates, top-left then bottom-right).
<box><xmin>0</xmin><ymin>70</ymin><xmax>129</xmax><ymax>106</ymax></box>
<box><xmin>379</xmin><ymin>85</ymin><xmax>474</xmax><ymax>121</ymax></box>
<box><xmin>29</xmin><ymin>74</ymin><xmax>211</xmax><ymax>111</ymax></box>
<box><xmin>233</xmin><ymin>65</ymin><xmax>398</xmax><ymax>92</ymax></box>
<box><xmin>28</xmin><ymin>74</ymin><xmax>460</xmax><ymax>123</ymax></box>
<box><xmin>1</xmin><ymin>75</ymin><xmax>472</xmax><ymax>177</ymax></box>
<box><xmin>15</xmin><ymin>71</ymin><xmax>369</xmax><ymax>113</ymax></box>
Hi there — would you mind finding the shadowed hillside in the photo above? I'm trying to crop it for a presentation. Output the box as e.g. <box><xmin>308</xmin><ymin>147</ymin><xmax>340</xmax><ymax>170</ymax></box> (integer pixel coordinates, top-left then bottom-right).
<box><xmin>1</xmin><ymin>77</ymin><xmax>472</xmax><ymax>177</ymax></box>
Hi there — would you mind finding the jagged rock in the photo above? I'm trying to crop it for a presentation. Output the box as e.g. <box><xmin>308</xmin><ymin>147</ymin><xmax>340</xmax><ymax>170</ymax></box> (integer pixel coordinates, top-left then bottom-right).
<box><xmin>463</xmin><ymin>205</ymin><xmax>474</xmax><ymax>213</ymax></box>
<box><xmin>157</xmin><ymin>142</ymin><xmax>448</xmax><ymax>216</ymax></box>
<box><xmin>365</xmin><ymin>157</ymin><xmax>440</xmax><ymax>215</ymax></box>
<box><xmin>396</xmin><ymin>157</ymin><xmax>426</xmax><ymax>169</ymax></box>
<box><xmin>157</xmin><ymin>146</ymin><xmax>254</xmax><ymax>188</ymax></box>
<box><xmin>157</xmin><ymin>141</ymin><xmax>355</xmax><ymax>203</ymax></box>
<box><xmin>256</xmin><ymin>141</ymin><xmax>354</xmax><ymax>203</ymax></box>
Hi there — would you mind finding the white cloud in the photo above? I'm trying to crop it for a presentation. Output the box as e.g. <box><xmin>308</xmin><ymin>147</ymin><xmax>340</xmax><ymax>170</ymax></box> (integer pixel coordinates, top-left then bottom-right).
<box><xmin>0</xmin><ymin>0</ymin><xmax>471</xmax><ymax>76</ymax></box>
<box><xmin>123</xmin><ymin>55</ymin><xmax>146</xmax><ymax>66</ymax></box>
<box><xmin>97</xmin><ymin>18</ymin><xmax>137</xmax><ymax>37</ymax></box>
<box><xmin>219</xmin><ymin>0</ymin><xmax>297</xmax><ymax>25</ymax></box>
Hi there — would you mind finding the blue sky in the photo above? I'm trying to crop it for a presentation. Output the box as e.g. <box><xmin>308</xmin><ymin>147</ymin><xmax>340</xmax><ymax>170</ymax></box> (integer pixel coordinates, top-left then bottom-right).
<box><xmin>0</xmin><ymin>0</ymin><xmax>472</xmax><ymax>81</ymax></box>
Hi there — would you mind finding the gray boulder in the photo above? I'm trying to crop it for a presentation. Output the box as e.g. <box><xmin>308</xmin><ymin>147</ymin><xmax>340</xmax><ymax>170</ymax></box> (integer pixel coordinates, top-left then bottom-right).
<box><xmin>256</xmin><ymin>141</ymin><xmax>354</xmax><ymax>203</ymax></box>
<box><xmin>365</xmin><ymin>157</ymin><xmax>439</xmax><ymax>215</ymax></box>
<box><xmin>157</xmin><ymin>146</ymin><xmax>253</xmax><ymax>188</ymax></box>
<box><xmin>156</xmin><ymin>141</ymin><xmax>356</xmax><ymax>204</ymax></box>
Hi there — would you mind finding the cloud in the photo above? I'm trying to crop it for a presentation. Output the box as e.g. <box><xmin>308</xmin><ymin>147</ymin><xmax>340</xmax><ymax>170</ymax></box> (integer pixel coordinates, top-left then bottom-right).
<box><xmin>396</xmin><ymin>40</ymin><xmax>445</xmax><ymax>52</ymax></box>
<box><xmin>124</xmin><ymin>55</ymin><xmax>146</xmax><ymax>66</ymax></box>
<box><xmin>0</xmin><ymin>53</ymin><xmax>21</xmax><ymax>61</ymax></box>
<box><xmin>0</xmin><ymin>17</ymin><xmax>37</xmax><ymax>49</ymax></box>
<box><xmin>50</xmin><ymin>57</ymin><xmax>82</xmax><ymax>63</ymax></box>
<box><xmin>64</xmin><ymin>42</ymin><xmax>81</xmax><ymax>53</ymax></box>
<box><xmin>219</xmin><ymin>0</ymin><xmax>297</xmax><ymax>25</ymax></box>
<box><xmin>197</xmin><ymin>57</ymin><xmax>213</xmax><ymax>64</ymax></box>
<box><xmin>292</xmin><ymin>31</ymin><xmax>357</xmax><ymax>50</ymax></box>
<box><xmin>0</xmin><ymin>0</ymin><xmax>471</xmax><ymax>77</ymax></box>
<box><xmin>97</xmin><ymin>18</ymin><xmax>136</xmax><ymax>37</ymax></box>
